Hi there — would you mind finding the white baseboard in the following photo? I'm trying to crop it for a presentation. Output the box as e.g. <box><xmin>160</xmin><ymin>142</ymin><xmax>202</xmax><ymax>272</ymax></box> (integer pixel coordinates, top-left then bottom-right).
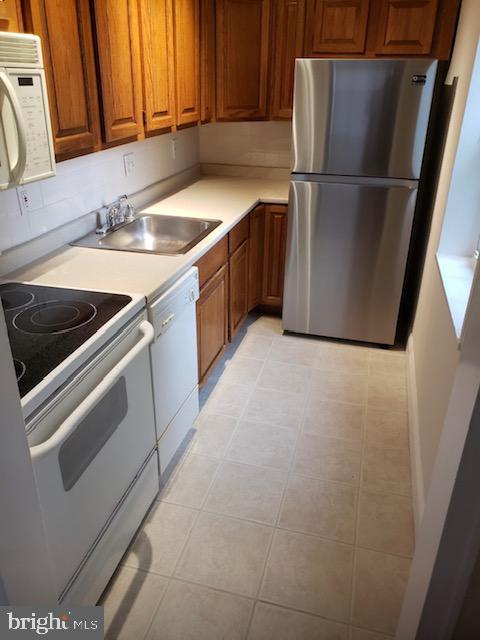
<box><xmin>407</xmin><ymin>334</ymin><xmax>425</xmax><ymax>537</ymax></box>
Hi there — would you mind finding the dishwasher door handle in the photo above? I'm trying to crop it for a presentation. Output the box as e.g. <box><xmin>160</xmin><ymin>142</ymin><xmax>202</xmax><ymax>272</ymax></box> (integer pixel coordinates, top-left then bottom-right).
<box><xmin>30</xmin><ymin>320</ymin><xmax>154</xmax><ymax>460</ymax></box>
<box><xmin>161</xmin><ymin>312</ymin><xmax>175</xmax><ymax>328</ymax></box>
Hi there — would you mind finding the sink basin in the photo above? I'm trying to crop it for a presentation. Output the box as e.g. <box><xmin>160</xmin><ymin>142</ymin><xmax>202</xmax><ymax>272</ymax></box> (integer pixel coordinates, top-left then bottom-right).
<box><xmin>73</xmin><ymin>214</ymin><xmax>222</xmax><ymax>255</ymax></box>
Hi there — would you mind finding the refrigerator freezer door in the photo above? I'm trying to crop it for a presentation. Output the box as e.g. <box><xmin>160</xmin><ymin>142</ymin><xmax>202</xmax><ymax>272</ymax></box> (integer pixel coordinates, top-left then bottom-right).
<box><xmin>283</xmin><ymin>178</ymin><xmax>417</xmax><ymax>344</ymax></box>
<box><xmin>292</xmin><ymin>58</ymin><xmax>437</xmax><ymax>180</ymax></box>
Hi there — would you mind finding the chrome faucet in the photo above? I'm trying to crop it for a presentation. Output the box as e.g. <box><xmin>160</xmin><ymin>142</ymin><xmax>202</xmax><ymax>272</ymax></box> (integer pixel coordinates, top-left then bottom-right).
<box><xmin>119</xmin><ymin>194</ymin><xmax>136</xmax><ymax>223</ymax></box>
<box><xmin>107</xmin><ymin>204</ymin><xmax>121</xmax><ymax>227</ymax></box>
<box><xmin>95</xmin><ymin>195</ymin><xmax>136</xmax><ymax>235</ymax></box>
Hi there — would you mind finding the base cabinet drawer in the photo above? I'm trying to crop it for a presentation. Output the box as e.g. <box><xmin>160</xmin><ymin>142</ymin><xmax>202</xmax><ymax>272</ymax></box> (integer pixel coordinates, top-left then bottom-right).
<box><xmin>196</xmin><ymin>263</ymin><xmax>229</xmax><ymax>382</ymax></box>
<box><xmin>196</xmin><ymin>235</ymin><xmax>229</xmax><ymax>288</ymax></box>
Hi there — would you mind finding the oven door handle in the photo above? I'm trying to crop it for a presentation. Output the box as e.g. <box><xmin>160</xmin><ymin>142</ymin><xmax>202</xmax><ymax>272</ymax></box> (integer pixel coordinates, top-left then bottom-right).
<box><xmin>30</xmin><ymin>320</ymin><xmax>154</xmax><ymax>460</ymax></box>
<box><xmin>0</xmin><ymin>71</ymin><xmax>27</xmax><ymax>187</ymax></box>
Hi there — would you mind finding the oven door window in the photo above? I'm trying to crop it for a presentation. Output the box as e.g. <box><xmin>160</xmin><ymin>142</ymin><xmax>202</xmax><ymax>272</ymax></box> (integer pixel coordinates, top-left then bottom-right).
<box><xmin>58</xmin><ymin>377</ymin><xmax>128</xmax><ymax>491</ymax></box>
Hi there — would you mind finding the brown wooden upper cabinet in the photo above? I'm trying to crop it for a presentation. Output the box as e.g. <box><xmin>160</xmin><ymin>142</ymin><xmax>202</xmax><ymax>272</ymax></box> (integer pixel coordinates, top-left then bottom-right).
<box><xmin>172</xmin><ymin>0</ymin><xmax>201</xmax><ymax>126</ymax></box>
<box><xmin>270</xmin><ymin>0</ymin><xmax>305</xmax><ymax>119</ymax></box>
<box><xmin>24</xmin><ymin>0</ymin><xmax>101</xmax><ymax>160</ymax></box>
<box><xmin>93</xmin><ymin>0</ymin><xmax>144</xmax><ymax>144</ymax></box>
<box><xmin>138</xmin><ymin>0</ymin><xmax>176</xmax><ymax>133</ymax></box>
<box><xmin>305</xmin><ymin>0</ymin><xmax>371</xmax><ymax>55</ymax></box>
<box><xmin>0</xmin><ymin>0</ymin><xmax>23</xmax><ymax>31</ymax></box>
<box><xmin>216</xmin><ymin>0</ymin><xmax>271</xmax><ymax>121</ymax></box>
<box><xmin>373</xmin><ymin>0</ymin><xmax>439</xmax><ymax>55</ymax></box>
<box><xmin>200</xmin><ymin>0</ymin><xmax>215</xmax><ymax>122</ymax></box>
<box><xmin>304</xmin><ymin>0</ymin><xmax>460</xmax><ymax>59</ymax></box>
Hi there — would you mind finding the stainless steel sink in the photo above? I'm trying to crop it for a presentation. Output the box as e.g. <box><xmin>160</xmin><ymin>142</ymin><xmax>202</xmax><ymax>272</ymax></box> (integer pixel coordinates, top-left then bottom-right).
<box><xmin>72</xmin><ymin>214</ymin><xmax>222</xmax><ymax>255</ymax></box>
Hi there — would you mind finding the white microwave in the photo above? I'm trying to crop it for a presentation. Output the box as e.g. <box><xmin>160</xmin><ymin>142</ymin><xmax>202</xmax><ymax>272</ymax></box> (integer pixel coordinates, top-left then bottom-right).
<box><xmin>0</xmin><ymin>31</ymin><xmax>55</xmax><ymax>190</ymax></box>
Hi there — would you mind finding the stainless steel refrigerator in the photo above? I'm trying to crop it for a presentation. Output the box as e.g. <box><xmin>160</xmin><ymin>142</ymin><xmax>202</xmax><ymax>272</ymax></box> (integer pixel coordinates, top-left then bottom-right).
<box><xmin>283</xmin><ymin>58</ymin><xmax>438</xmax><ymax>345</ymax></box>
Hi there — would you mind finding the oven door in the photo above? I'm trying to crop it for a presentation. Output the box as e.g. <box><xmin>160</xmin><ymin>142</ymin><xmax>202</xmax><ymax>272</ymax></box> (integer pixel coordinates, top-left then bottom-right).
<box><xmin>29</xmin><ymin>314</ymin><xmax>157</xmax><ymax>598</ymax></box>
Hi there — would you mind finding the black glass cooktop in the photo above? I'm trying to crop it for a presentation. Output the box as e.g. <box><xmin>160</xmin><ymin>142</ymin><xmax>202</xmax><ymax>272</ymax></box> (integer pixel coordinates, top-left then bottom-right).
<box><xmin>1</xmin><ymin>283</ymin><xmax>132</xmax><ymax>398</ymax></box>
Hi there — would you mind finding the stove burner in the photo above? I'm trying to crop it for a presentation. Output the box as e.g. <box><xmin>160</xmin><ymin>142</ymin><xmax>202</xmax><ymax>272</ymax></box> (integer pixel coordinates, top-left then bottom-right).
<box><xmin>14</xmin><ymin>359</ymin><xmax>26</xmax><ymax>381</ymax></box>
<box><xmin>1</xmin><ymin>288</ymin><xmax>34</xmax><ymax>311</ymax></box>
<box><xmin>13</xmin><ymin>300</ymin><xmax>97</xmax><ymax>335</ymax></box>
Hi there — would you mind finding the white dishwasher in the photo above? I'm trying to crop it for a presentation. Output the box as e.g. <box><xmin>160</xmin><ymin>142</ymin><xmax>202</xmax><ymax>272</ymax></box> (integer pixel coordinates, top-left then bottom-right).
<box><xmin>149</xmin><ymin>267</ymin><xmax>200</xmax><ymax>473</ymax></box>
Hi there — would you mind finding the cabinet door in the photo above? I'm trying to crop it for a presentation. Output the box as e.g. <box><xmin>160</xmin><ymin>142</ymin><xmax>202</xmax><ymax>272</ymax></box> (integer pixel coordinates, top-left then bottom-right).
<box><xmin>25</xmin><ymin>0</ymin><xmax>101</xmax><ymax>160</ymax></box>
<box><xmin>138</xmin><ymin>0</ymin><xmax>176</xmax><ymax>133</ymax></box>
<box><xmin>196</xmin><ymin>264</ymin><xmax>229</xmax><ymax>383</ymax></box>
<box><xmin>262</xmin><ymin>205</ymin><xmax>288</xmax><ymax>308</ymax></box>
<box><xmin>305</xmin><ymin>0</ymin><xmax>370</xmax><ymax>55</ymax></box>
<box><xmin>173</xmin><ymin>0</ymin><xmax>201</xmax><ymax>126</ymax></box>
<box><xmin>373</xmin><ymin>0</ymin><xmax>438</xmax><ymax>55</ymax></box>
<box><xmin>216</xmin><ymin>0</ymin><xmax>270</xmax><ymax>121</ymax></box>
<box><xmin>93</xmin><ymin>0</ymin><xmax>143</xmax><ymax>143</ymax></box>
<box><xmin>248</xmin><ymin>205</ymin><xmax>265</xmax><ymax>310</ymax></box>
<box><xmin>229</xmin><ymin>240</ymin><xmax>249</xmax><ymax>338</ymax></box>
<box><xmin>200</xmin><ymin>0</ymin><xmax>215</xmax><ymax>122</ymax></box>
<box><xmin>0</xmin><ymin>0</ymin><xmax>22</xmax><ymax>30</ymax></box>
<box><xmin>271</xmin><ymin>0</ymin><xmax>305</xmax><ymax>120</ymax></box>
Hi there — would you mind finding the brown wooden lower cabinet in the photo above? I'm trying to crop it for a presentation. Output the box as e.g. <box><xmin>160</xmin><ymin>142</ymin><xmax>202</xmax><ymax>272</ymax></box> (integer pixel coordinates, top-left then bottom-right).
<box><xmin>248</xmin><ymin>204</ymin><xmax>265</xmax><ymax>310</ymax></box>
<box><xmin>229</xmin><ymin>239</ymin><xmax>249</xmax><ymax>339</ymax></box>
<box><xmin>196</xmin><ymin>263</ymin><xmax>229</xmax><ymax>383</ymax></box>
<box><xmin>261</xmin><ymin>204</ymin><xmax>288</xmax><ymax>308</ymax></box>
<box><xmin>195</xmin><ymin>203</ymin><xmax>288</xmax><ymax>384</ymax></box>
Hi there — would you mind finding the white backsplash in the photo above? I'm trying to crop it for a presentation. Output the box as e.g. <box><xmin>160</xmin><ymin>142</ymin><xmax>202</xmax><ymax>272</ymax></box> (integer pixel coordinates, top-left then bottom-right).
<box><xmin>0</xmin><ymin>127</ymin><xmax>199</xmax><ymax>254</ymax></box>
<box><xmin>199</xmin><ymin>121</ymin><xmax>292</xmax><ymax>168</ymax></box>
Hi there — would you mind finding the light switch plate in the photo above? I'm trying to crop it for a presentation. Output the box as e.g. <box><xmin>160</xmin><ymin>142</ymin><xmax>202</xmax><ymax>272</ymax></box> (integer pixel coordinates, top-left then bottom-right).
<box><xmin>123</xmin><ymin>152</ymin><xmax>136</xmax><ymax>177</ymax></box>
<box><xmin>16</xmin><ymin>183</ymin><xmax>44</xmax><ymax>215</ymax></box>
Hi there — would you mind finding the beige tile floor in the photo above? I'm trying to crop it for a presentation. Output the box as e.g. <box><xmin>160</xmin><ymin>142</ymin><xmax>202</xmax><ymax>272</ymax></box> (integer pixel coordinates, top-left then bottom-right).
<box><xmin>101</xmin><ymin>315</ymin><xmax>413</xmax><ymax>640</ymax></box>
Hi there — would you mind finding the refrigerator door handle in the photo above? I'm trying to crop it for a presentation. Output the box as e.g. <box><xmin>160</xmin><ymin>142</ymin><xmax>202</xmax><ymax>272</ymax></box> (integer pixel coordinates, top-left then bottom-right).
<box><xmin>291</xmin><ymin>174</ymin><xmax>418</xmax><ymax>190</ymax></box>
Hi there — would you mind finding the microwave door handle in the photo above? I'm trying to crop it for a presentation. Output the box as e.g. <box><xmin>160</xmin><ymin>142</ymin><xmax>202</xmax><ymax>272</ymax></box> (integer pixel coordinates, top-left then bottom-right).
<box><xmin>30</xmin><ymin>320</ymin><xmax>154</xmax><ymax>460</ymax></box>
<box><xmin>0</xmin><ymin>71</ymin><xmax>27</xmax><ymax>186</ymax></box>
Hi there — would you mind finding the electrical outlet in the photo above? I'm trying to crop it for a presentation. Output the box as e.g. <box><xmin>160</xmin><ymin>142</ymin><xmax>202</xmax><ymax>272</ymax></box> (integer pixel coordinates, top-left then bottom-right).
<box><xmin>123</xmin><ymin>152</ymin><xmax>136</xmax><ymax>177</ymax></box>
<box><xmin>171</xmin><ymin>137</ymin><xmax>177</xmax><ymax>161</ymax></box>
<box><xmin>16</xmin><ymin>184</ymin><xmax>43</xmax><ymax>215</ymax></box>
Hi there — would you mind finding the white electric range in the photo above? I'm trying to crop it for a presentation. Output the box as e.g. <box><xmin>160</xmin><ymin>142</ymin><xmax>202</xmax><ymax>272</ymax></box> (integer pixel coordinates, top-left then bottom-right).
<box><xmin>1</xmin><ymin>281</ymin><xmax>159</xmax><ymax>605</ymax></box>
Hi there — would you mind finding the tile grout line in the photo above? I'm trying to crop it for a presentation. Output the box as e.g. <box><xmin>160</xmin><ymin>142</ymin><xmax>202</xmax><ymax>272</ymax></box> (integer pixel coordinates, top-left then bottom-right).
<box><xmin>244</xmin><ymin>352</ymin><xmax>314</xmax><ymax>639</ymax></box>
<box><xmin>135</xmin><ymin>327</ymin><xmax>410</xmax><ymax>639</ymax></box>
<box><xmin>220</xmin><ymin>331</ymin><xmax>281</xmax><ymax>639</ymax></box>
<box><xmin>154</xmin><ymin>404</ymin><xmax>234</xmax><ymax>625</ymax></box>
<box><xmin>173</xmin><ymin>327</ymin><xmax>280</xmax><ymax>640</ymax></box>
<box><xmin>143</xmin><ymin>498</ymin><xmax>205</xmax><ymax>639</ymax></box>
<box><xmin>349</xmin><ymin>349</ymin><xmax>382</xmax><ymax>628</ymax></box>
<box><xmin>348</xmin><ymin>388</ymin><xmax>368</xmax><ymax>628</ymax></box>
<box><xmin>224</xmin><ymin>331</ymin><xmax>277</xmax><ymax>640</ymax></box>
<box><xmin>348</xmin><ymin>348</ymin><xmax>411</xmax><ymax>635</ymax></box>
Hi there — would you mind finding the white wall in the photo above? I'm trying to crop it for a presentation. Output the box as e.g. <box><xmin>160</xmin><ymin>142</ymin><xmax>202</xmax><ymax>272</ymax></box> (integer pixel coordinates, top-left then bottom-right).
<box><xmin>439</xmin><ymin>41</ymin><xmax>480</xmax><ymax>257</ymax></box>
<box><xmin>0</xmin><ymin>128</ymin><xmax>199</xmax><ymax>253</ymax></box>
<box><xmin>199</xmin><ymin>121</ymin><xmax>292</xmax><ymax>168</ymax></box>
<box><xmin>410</xmin><ymin>0</ymin><xmax>480</xmax><ymax>504</ymax></box>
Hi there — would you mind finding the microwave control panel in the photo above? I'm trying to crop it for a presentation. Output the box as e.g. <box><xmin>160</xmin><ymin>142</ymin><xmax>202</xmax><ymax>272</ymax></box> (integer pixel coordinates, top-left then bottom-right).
<box><xmin>13</xmin><ymin>71</ymin><xmax>54</xmax><ymax>180</ymax></box>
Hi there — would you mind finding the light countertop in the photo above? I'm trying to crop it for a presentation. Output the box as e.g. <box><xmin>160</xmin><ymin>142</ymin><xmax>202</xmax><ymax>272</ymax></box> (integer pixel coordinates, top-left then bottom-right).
<box><xmin>9</xmin><ymin>176</ymin><xmax>289</xmax><ymax>302</ymax></box>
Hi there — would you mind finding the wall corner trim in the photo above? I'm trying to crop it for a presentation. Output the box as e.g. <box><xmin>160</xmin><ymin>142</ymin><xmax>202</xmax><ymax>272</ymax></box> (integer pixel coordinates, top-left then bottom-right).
<box><xmin>408</xmin><ymin>333</ymin><xmax>425</xmax><ymax>537</ymax></box>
